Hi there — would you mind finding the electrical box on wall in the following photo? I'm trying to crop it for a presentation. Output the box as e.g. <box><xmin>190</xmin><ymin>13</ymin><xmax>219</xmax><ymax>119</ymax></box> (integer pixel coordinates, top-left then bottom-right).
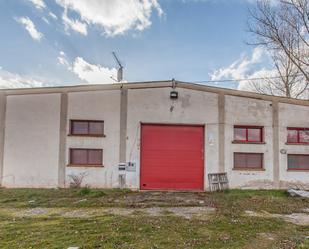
<box><xmin>118</xmin><ymin>163</ymin><xmax>126</xmax><ymax>175</ymax></box>
<box><xmin>126</xmin><ymin>162</ymin><xmax>136</xmax><ymax>172</ymax></box>
<box><xmin>118</xmin><ymin>162</ymin><xmax>136</xmax><ymax>173</ymax></box>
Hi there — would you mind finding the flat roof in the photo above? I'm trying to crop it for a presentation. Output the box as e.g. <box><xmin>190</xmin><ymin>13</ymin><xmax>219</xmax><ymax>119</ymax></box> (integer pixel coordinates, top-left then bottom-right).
<box><xmin>1</xmin><ymin>79</ymin><xmax>308</xmax><ymax>106</ymax></box>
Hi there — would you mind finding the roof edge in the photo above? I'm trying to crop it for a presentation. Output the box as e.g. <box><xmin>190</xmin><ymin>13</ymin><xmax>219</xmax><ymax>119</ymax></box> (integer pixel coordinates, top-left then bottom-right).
<box><xmin>176</xmin><ymin>81</ymin><xmax>309</xmax><ymax>106</ymax></box>
<box><xmin>1</xmin><ymin>79</ymin><xmax>308</xmax><ymax>106</ymax></box>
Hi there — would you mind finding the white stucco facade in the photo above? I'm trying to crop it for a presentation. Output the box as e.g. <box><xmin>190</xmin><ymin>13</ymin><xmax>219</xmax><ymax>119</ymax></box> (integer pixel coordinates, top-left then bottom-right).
<box><xmin>225</xmin><ymin>96</ymin><xmax>274</xmax><ymax>188</ymax></box>
<box><xmin>0</xmin><ymin>81</ymin><xmax>308</xmax><ymax>190</ymax></box>
<box><xmin>278</xmin><ymin>103</ymin><xmax>309</xmax><ymax>188</ymax></box>
<box><xmin>66</xmin><ymin>90</ymin><xmax>121</xmax><ymax>188</ymax></box>
<box><xmin>126</xmin><ymin>88</ymin><xmax>219</xmax><ymax>189</ymax></box>
<box><xmin>2</xmin><ymin>94</ymin><xmax>61</xmax><ymax>187</ymax></box>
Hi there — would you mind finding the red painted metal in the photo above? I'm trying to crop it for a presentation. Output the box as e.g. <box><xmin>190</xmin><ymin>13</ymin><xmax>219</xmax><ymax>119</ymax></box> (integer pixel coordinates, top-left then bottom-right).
<box><xmin>140</xmin><ymin>124</ymin><xmax>204</xmax><ymax>190</ymax></box>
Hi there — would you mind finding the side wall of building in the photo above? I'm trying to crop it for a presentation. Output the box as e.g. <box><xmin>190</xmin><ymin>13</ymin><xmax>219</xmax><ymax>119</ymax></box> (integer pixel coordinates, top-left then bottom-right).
<box><xmin>2</xmin><ymin>94</ymin><xmax>61</xmax><ymax>187</ymax></box>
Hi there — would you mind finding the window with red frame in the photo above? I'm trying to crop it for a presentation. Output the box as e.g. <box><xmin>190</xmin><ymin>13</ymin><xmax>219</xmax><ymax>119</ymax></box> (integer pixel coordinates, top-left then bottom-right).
<box><xmin>234</xmin><ymin>126</ymin><xmax>263</xmax><ymax>143</ymax></box>
<box><xmin>287</xmin><ymin>128</ymin><xmax>309</xmax><ymax>144</ymax></box>
<box><xmin>70</xmin><ymin>120</ymin><xmax>104</xmax><ymax>136</ymax></box>
<box><xmin>69</xmin><ymin>148</ymin><xmax>103</xmax><ymax>166</ymax></box>
<box><xmin>234</xmin><ymin>153</ymin><xmax>263</xmax><ymax>170</ymax></box>
<box><xmin>288</xmin><ymin>154</ymin><xmax>309</xmax><ymax>170</ymax></box>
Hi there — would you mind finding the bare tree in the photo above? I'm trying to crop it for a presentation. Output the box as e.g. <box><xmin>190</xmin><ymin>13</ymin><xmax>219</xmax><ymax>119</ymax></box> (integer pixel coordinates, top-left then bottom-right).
<box><xmin>248</xmin><ymin>50</ymin><xmax>306</xmax><ymax>98</ymax></box>
<box><xmin>248</xmin><ymin>0</ymin><xmax>309</xmax><ymax>99</ymax></box>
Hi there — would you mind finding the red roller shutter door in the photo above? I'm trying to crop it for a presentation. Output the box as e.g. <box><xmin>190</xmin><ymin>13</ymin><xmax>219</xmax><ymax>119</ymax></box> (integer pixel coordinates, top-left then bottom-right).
<box><xmin>140</xmin><ymin>124</ymin><xmax>204</xmax><ymax>190</ymax></box>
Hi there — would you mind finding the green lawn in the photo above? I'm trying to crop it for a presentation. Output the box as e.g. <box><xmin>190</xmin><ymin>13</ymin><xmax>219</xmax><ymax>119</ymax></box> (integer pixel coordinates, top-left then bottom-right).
<box><xmin>0</xmin><ymin>188</ymin><xmax>308</xmax><ymax>249</ymax></box>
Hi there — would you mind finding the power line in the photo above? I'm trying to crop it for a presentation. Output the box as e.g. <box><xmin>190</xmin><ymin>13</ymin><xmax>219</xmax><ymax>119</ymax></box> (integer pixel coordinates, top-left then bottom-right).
<box><xmin>192</xmin><ymin>73</ymin><xmax>303</xmax><ymax>84</ymax></box>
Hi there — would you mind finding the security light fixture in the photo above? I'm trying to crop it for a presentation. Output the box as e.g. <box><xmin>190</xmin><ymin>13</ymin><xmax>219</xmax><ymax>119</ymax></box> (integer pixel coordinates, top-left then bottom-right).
<box><xmin>170</xmin><ymin>90</ymin><xmax>178</xmax><ymax>99</ymax></box>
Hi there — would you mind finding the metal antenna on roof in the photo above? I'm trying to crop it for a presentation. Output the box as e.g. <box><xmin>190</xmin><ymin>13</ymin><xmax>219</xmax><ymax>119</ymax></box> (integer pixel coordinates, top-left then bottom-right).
<box><xmin>112</xmin><ymin>52</ymin><xmax>123</xmax><ymax>82</ymax></box>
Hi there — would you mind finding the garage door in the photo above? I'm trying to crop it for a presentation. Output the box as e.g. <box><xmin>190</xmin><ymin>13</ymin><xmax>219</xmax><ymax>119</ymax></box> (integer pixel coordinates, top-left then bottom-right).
<box><xmin>140</xmin><ymin>124</ymin><xmax>204</xmax><ymax>190</ymax></box>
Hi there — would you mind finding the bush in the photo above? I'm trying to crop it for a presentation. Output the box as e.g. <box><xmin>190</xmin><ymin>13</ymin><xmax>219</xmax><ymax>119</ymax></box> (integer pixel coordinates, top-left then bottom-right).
<box><xmin>77</xmin><ymin>188</ymin><xmax>106</xmax><ymax>197</ymax></box>
<box><xmin>77</xmin><ymin>187</ymin><xmax>91</xmax><ymax>196</ymax></box>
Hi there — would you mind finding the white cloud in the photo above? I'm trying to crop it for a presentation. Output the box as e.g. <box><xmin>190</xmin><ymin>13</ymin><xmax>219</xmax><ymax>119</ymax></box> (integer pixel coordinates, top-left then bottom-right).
<box><xmin>0</xmin><ymin>68</ymin><xmax>45</xmax><ymax>88</ymax></box>
<box><xmin>49</xmin><ymin>12</ymin><xmax>58</xmax><ymax>20</ymax></box>
<box><xmin>55</xmin><ymin>0</ymin><xmax>163</xmax><ymax>36</ymax></box>
<box><xmin>42</xmin><ymin>17</ymin><xmax>49</xmax><ymax>25</ymax></box>
<box><xmin>237</xmin><ymin>67</ymin><xmax>277</xmax><ymax>91</ymax></box>
<box><xmin>57</xmin><ymin>51</ymin><xmax>71</xmax><ymax>67</ymax></box>
<box><xmin>62</xmin><ymin>8</ymin><xmax>87</xmax><ymax>35</ymax></box>
<box><xmin>16</xmin><ymin>17</ymin><xmax>43</xmax><ymax>41</ymax></box>
<box><xmin>57</xmin><ymin>51</ymin><xmax>121</xmax><ymax>84</ymax></box>
<box><xmin>28</xmin><ymin>0</ymin><xmax>46</xmax><ymax>9</ymax></box>
<box><xmin>72</xmin><ymin>57</ymin><xmax>117</xmax><ymax>84</ymax></box>
<box><xmin>210</xmin><ymin>47</ymin><xmax>266</xmax><ymax>81</ymax></box>
<box><xmin>209</xmin><ymin>47</ymin><xmax>286</xmax><ymax>92</ymax></box>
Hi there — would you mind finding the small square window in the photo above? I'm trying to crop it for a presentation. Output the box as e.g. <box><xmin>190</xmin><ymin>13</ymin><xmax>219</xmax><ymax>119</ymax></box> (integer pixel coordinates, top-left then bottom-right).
<box><xmin>70</xmin><ymin>149</ymin><xmax>88</xmax><ymax>165</ymax></box>
<box><xmin>88</xmin><ymin>150</ymin><xmax>103</xmax><ymax>165</ymax></box>
<box><xmin>248</xmin><ymin>128</ymin><xmax>262</xmax><ymax>142</ymax></box>
<box><xmin>234</xmin><ymin>127</ymin><xmax>246</xmax><ymax>141</ymax></box>
<box><xmin>72</xmin><ymin>121</ymin><xmax>88</xmax><ymax>135</ymax></box>
<box><xmin>287</xmin><ymin>129</ymin><xmax>298</xmax><ymax>143</ymax></box>
<box><xmin>287</xmin><ymin>128</ymin><xmax>309</xmax><ymax>144</ymax></box>
<box><xmin>89</xmin><ymin>122</ymin><xmax>104</xmax><ymax>135</ymax></box>
<box><xmin>233</xmin><ymin>126</ymin><xmax>263</xmax><ymax>143</ymax></box>
<box><xmin>69</xmin><ymin>148</ymin><xmax>103</xmax><ymax>166</ymax></box>
<box><xmin>288</xmin><ymin>154</ymin><xmax>309</xmax><ymax>170</ymax></box>
<box><xmin>234</xmin><ymin>153</ymin><xmax>263</xmax><ymax>170</ymax></box>
<box><xmin>70</xmin><ymin>120</ymin><xmax>104</xmax><ymax>136</ymax></box>
<box><xmin>299</xmin><ymin>130</ymin><xmax>309</xmax><ymax>143</ymax></box>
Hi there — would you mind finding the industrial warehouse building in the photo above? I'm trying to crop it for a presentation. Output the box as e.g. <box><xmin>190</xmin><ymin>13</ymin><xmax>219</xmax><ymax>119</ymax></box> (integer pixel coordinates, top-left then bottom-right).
<box><xmin>0</xmin><ymin>80</ymin><xmax>308</xmax><ymax>190</ymax></box>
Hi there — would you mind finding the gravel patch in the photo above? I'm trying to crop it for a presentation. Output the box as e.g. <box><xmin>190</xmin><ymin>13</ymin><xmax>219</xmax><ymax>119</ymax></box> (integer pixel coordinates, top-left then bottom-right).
<box><xmin>245</xmin><ymin>210</ymin><xmax>309</xmax><ymax>226</ymax></box>
<box><xmin>2</xmin><ymin>206</ymin><xmax>215</xmax><ymax>220</ymax></box>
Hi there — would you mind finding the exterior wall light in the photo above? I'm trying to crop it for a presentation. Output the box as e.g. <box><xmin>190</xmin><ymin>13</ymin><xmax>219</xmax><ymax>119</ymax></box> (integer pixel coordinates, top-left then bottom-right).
<box><xmin>170</xmin><ymin>90</ymin><xmax>178</xmax><ymax>99</ymax></box>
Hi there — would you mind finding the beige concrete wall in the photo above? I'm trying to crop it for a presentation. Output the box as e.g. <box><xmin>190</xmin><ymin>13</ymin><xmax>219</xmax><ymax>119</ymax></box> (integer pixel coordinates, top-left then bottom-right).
<box><xmin>2</xmin><ymin>94</ymin><xmax>61</xmax><ymax>187</ymax></box>
<box><xmin>65</xmin><ymin>90</ymin><xmax>121</xmax><ymax>188</ymax></box>
<box><xmin>278</xmin><ymin>103</ymin><xmax>309</xmax><ymax>188</ymax></box>
<box><xmin>225</xmin><ymin>95</ymin><xmax>274</xmax><ymax>188</ymax></box>
<box><xmin>0</xmin><ymin>84</ymin><xmax>308</xmax><ymax>190</ymax></box>
<box><xmin>126</xmin><ymin>87</ymin><xmax>219</xmax><ymax>190</ymax></box>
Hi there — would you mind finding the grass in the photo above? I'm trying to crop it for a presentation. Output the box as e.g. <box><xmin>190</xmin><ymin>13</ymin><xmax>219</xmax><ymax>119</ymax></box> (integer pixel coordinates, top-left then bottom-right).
<box><xmin>0</xmin><ymin>188</ymin><xmax>308</xmax><ymax>248</ymax></box>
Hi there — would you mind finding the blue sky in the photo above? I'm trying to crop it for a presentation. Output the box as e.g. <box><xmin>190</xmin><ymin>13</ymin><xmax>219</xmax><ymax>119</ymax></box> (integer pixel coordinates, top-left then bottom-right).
<box><xmin>0</xmin><ymin>0</ymin><xmax>272</xmax><ymax>89</ymax></box>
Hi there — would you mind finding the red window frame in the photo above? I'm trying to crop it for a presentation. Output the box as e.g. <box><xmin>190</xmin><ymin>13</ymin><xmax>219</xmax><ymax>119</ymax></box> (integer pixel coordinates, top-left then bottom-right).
<box><xmin>233</xmin><ymin>125</ymin><xmax>264</xmax><ymax>143</ymax></box>
<box><xmin>70</xmin><ymin>120</ymin><xmax>104</xmax><ymax>137</ymax></box>
<box><xmin>69</xmin><ymin>148</ymin><xmax>103</xmax><ymax>167</ymax></box>
<box><xmin>233</xmin><ymin>152</ymin><xmax>264</xmax><ymax>170</ymax></box>
<box><xmin>287</xmin><ymin>154</ymin><xmax>309</xmax><ymax>171</ymax></box>
<box><xmin>287</xmin><ymin>127</ymin><xmax>309</xmax><ymax>144</ymax></box>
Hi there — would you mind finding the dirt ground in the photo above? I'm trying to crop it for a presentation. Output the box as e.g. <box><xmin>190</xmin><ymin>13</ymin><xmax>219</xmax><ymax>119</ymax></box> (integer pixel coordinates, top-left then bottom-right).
<box><xmin>0</xmin><ymin>188</ymin><xmax>308</xmax><ymax>248</ymax></box>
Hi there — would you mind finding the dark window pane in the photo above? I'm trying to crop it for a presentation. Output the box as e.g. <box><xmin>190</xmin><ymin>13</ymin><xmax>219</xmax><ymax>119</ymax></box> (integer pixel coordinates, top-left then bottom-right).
<box><xmin>248</xmin><ymin>128</ymin><xmax>262</xmax><ymax>142</ymax></box>
<box><xmin>288</xmin><ymin>155</ymin><xmax>309</xmax><ymax>170</ymax></box>
<box><xmin>234</xmin><ymin>153</ymin><xmax>247</xmax><ymax>168</ymax></box>
<box><xmin>246</xmin><ymin>154</ymin><xmax>263</xmax><ymax>168</ymax></box>
<box><xmin>72</xmin><ymin>121</ymin><xmax>88</xmax><ymax>135</ymax></box>
<box><xmin>71</xmin><ymin>149</ymin><xmax>87</xmax><ymax>164</ymax></box>
<box><xmin>234</xmin><ymin>128</ymin><xmax>246</xmax><ymax>141</ymax></box>
<box><xmin>287</xmin><ymin>129</ymin><xmax>298</xmax><ymax>143</ymax></box>
<box><xmin>234</xmin><ymin>153</ymin><xmax>263</xmax><ymax>169</ymax></box>
<box><xmin>89</xmin><ymin>122</ymin><xmax>104</xmax><ymax>135</ymax></box>
<box><xmin>88</xmin><ymin>150</ymin><xmax>102</xmax><ymax>165</ymax></box>
<box><xmin>299</xmin><ymin>130</ymin><xmax>309</xmax><ymax>143</ymax></box>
